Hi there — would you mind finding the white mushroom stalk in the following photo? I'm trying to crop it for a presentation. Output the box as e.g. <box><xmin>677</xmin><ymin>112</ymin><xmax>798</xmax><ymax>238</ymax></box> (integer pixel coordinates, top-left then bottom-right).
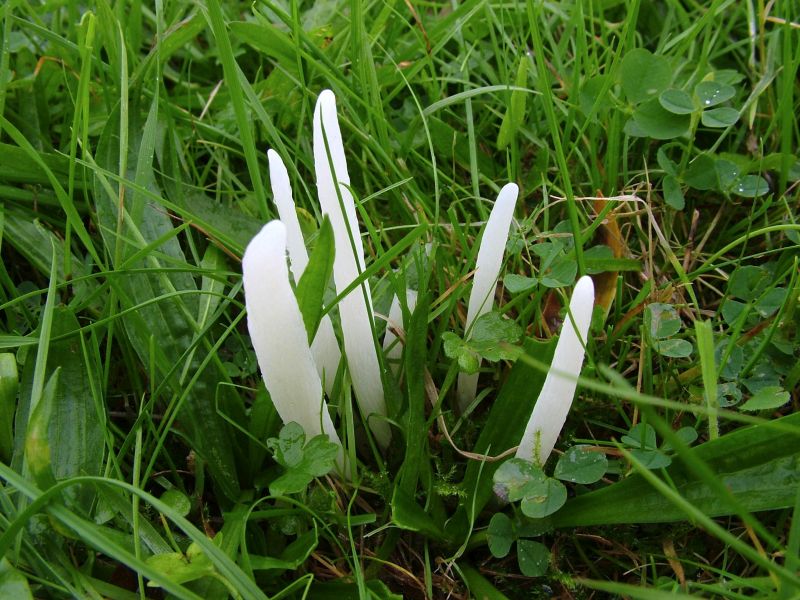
<box><xmin>457</xmin><ymin>183</ymin><xmax>519</xmax><ymax>412</ymax></box>
<box><xmin>516</xmin><ymin>275</ymin><xmax>594</xmax><ymax>465</ymax></box>
<box><xmin>268</xmin><ymin>149</ymin><xmax>341</xmax><ymax>395</ymax></box>
<box><xmin>313</xmin><ymin>89</ymin><xmax>390</xmax><ymax>448</ymax></box>
<box><xmin>382</xmin><ymin>289</ymin><xmax>418</xmax><ymax>376</ymax></box>
<box><xmin>242</xmin><ymin>220</ymin><xmax>344</xmax><ymax>471</ymax></box>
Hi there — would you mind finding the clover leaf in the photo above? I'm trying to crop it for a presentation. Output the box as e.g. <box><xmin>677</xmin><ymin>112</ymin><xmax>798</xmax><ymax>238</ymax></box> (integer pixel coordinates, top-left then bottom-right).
<box><xmin>443</xmin><ymin>312</ymin><xmax>523</xmax><ymax>374</ymax></box>
<box><xmin>493</xmin><ymin>458</ymin><xmax>567</xmax><ymax>518</ymax></box>
<box><xmin>267</xmin><ymin>423</ymin><xmax>339</xmax><ymax>496</ymax></box>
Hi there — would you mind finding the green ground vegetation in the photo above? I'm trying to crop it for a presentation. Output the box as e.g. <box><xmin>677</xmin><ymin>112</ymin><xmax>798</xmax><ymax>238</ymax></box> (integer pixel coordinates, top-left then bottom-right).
<box><xmin>0</xmin><ymin>0</ymin><xmax>799</xmax><ymax>598</ymax></box>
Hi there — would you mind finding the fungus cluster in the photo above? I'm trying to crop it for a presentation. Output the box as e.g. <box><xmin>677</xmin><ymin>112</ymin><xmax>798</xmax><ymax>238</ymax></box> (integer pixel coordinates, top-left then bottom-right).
<box><xmin>241</xmin><ymin>90</ymin><xmax>594</xmax><ymax>478</ymax></box>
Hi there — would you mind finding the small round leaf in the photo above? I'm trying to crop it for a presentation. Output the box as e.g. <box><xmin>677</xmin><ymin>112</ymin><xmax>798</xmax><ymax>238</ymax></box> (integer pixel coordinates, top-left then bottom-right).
<box><xmin>621</xmin><ymin>49</ymin><xmax>672</xmax><ymax>104</ymax></box>
<box><xmin>622</xmin><ymin>423</ymin><xmax>658</xmax><ymax>449</ymax></box>
<box><xmin>520</xmin><ymin>478</ymin><xmax>567</xmax><ymax>519</ymax></box>
<box><xmin>539</xmin><ymin>257</ymin><xmax>577</xmax><ymax>288</ymax></box>
<box><xmin>160</xmin><ymin>490</ymin><xmax>192</xmax><ymax>517</ymax></box>
<box><xmin>662</xmin><ymin>175</ymin><xmax>685</xmax><ymax>210</ymax></box>
<box><xmin>579</xmin><ymin>75</ymin><xmax>614</xmax><ymax>118</ymax></box>
<box><xmin>630</xmin><ymin>448</ymin><xmax>672</xmax><ymax>469</ymax></box>
<box><xmin>646</xmin><ymin>303</ymin><xmax>682</xmax><ymax>340</ymax></box>
<box><xmin>504</xmin><ymin>274</ymin><xmax>538</xmax><ymax>294</ymax></box>
<box><xmin>654</xmin><ymin>338</ymin><xmax>693</xmax><ymax>358</ymax></box>
<box><xmin>659</xmin><ymin>89</ymin><xmax>695</xmax><ymax>114</ymax></box>
<box><xmin>740</xmin><ymin>386</ymin><xmax>790</xmax><ymax>412</ymax></box>
<box><xmin>694</xmin><ymin>81</ymin><xmax>735</xmax><ymax>107</ymax></box>
<box><xmin>733</xmin><ymin>175</ymin><xmax>770</xmax><ymax>198</ymax></box>
<box><xmin>715</xmin><ymin>159</ymin><xmax>741</xmax><ymax>190</ymax></box>
<box><xmin>554</xmin><ymin>445</ymin><xmax>608</xmax><ymax>484</ymax></box>
<box><xmin>684</xmin><ymin>154</ymin><xmax>718</xmax><ymax>190</ymax></box>
<box><xmin>701</xmin><ymin>107</ymin><xmax>739</xmax><ymax>128</ymax></box>
<box><xmin>493</xmin><ymin>459</ymin><xmax>546</xmax><ymax>503</ymax></box>
<box><xmin>517</xmin><ymin>539</ymin><xmax>550</xmax><ymax>577</ymax></box>
<box><xmin>632</xmin><ymin>98</ymin><xmax>691</xmax><ymax>140</ymax></box>
<box><xmin>487</xmin><ymin>513</ymin><xmax>515</xmax><ymax>558</ymax></box>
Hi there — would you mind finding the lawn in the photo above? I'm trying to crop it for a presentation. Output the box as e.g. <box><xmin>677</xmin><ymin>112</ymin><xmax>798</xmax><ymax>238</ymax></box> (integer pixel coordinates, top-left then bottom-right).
<box><xmin>0</xmin><ymin>0</ymin><xmax>799</xmax><ymax>598</ymax></box>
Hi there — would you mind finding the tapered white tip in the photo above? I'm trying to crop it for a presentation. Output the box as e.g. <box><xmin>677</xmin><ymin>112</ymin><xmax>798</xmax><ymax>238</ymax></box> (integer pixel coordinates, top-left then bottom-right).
<box><xmin>242</xmin><ymin>221</ymin><xmax>344</xmax><ymax>471</ymax></box>
<box><xmin>268</xmin><ymin>148</ymin><xmax>341</xmax><ymax>393</ymax></box>
<box><xmin>267</xmin><ymin>150</ymin><xmax>308</xmax><ymax>278</ymax></box>
<box><xmin>243</xmin><ymin>220</ymin><xmax>286</xmax><ymax>274</ymax></box>
<box><xmin>319</xmin><ymin>88</ymin><xmax>336</xmax><ymax>108</ymax></box>
<box><xmin>457</xmin><ymin>183</ymin><xmax>519</xmax><ymax>412</ymax></box>
<box><xmin>383</xmin><ymin>289</ymin><xmax>418</xmax><ymax>375</ymax></box>
<box><xmin>516</xmin><ymin>275</ymin><xmax>594</xmax><ymax>464</ymax></box>
<box><xmin>313</xmin><ymin>89</ymin><xmax>390</xmax><ymax>448</ymax></box>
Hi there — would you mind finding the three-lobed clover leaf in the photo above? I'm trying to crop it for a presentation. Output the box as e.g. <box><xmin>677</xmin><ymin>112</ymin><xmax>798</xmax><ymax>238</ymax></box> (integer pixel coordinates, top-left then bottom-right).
<box><xmin>469</xmin><ymin>312</ymin><xmax>523</xmax><ymax>362</ymax></box>
<box><xmin>645</xmin><ymin>71</ymin><xmax>771</xmax><ymax>204</ymax></box>
<box><xmin>443</xmin><ymin>311</ymin><xmax>523</xmax><ymax>374</ymax></box>
<box><xmin>621</xmin><ymin>423</ymin><xmax>672</xmax><ymax>469</ymax></box>
<box><xmin>489</xmin><ymin>448</ymin><xmax>609</xmax><ymax>577</ymax></box>
<box><xmin>493</xmin><ymin>458</ymin><xmax>546</xmax><ymax>503</ymax></box>
<box><xmin>645</xmin><ymin>303</ymin><xmax>693</xmax><ymax>358</ymax></box>
<box><xmin>493</xmin><ymin>458</ymin><xmax>567</xmax><ymax>519</ymax></box>
<box><xmin>267</xmin><ymin>422</ymin><xmax>340</xmax><ymax>496</ymax></box>
<box><xmin>531</xmin><ymin>240</ymin><xmax>578</xmax><ymax>288</ymax></box>
<box><xmin>656</xmin><ymin>80</ymin><xmax>738</xmax><ymax>129</ymax></box>
<box><xmin>145</xmin><ymin>536</ymin><xmax>223</xmax><ymax>588</ymax></box>
<box><xmin>487</xmin><ymin>512</ymin><xmax>552</xmax><ymax>577</ymax></box>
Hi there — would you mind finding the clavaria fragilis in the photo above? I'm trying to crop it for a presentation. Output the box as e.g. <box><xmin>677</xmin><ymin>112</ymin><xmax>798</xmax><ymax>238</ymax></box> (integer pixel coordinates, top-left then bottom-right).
<box><xmin>516</xmin><ymin>275</ymin><xmax>594</xmax><ymax>465</ymax></box>
<box><xmin>242</xmin><ymin>220</ymin><xmax>344</xmax><ymax>470</ymax></box>
<box><xmin>457</xmin><ymin>182</ymin><xmax>519</xmax><ymax>412</ymax></box>
<box><xmin>382</xmin><ymin>290</ymin><xmax>418</xmax><ymax>375</ymax></box>
<box><xmin>267</xmin><ymin>149</ymin><xmax>341</xmax><ymax>395</ymax></box>
<box><xmin>313</xmin><ymin>90</ymin><xmax>390</xmax><ymax>448</ymax></box>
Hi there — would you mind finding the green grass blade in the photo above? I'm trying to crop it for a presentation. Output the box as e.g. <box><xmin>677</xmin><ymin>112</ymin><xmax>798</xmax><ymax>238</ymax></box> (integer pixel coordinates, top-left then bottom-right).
<box><xmin>694</xmin><ymin>319</ymin><xmax>719</xmax><ymax>439</ymax></box>
<box><xmin>553</xmin><ymin>411</ymin><xmax>800</xmax><ymax>527</ymax></box>
<box><xmin>203</xmin><ymin>0</ymin><xmax>267</xmax><ymax>217</ymax></box>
